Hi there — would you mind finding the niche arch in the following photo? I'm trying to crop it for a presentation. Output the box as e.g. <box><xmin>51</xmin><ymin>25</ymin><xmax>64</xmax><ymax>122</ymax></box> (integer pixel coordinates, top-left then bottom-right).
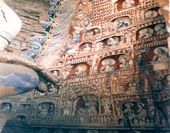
<box><xmin>84</xmin><ymin>28</ymin><xmax>100</xmax><ymax>37</ymax></box>
<box><xmin>0</xmin><ymin>102</ymin><xmax>12</xmax><ymax>112</ymax></box>
<box><xmin>78</xmin><ymin>42</ymin><xmax>93</xmax><ymax>52</ymax></box>
<box><xmin>111</xmin><ymin>16</ymin><xmax>131</xmax><ymax>30</ymax></box>
<box><xmin>97</xmin><ymin>54</ymin><xmax>130</xmax><ymax>73</ymax></box>
<box><xmin>136</xmin><ymin>23</ymin><xmax>167</xmax><ymax>40</ymax></box>
<box><xmin>144</xmin><ymin>7</ymin><xmax>163</xmax><ymax>20</ymax></box>
<box><xmin>36</xmin><ymin>102</ymin><xmax>54</xmax><ymax>117</ymax></box>
<box><xmin>69</xmin><ymin>63</ymin><xmax>90</xmax><ymax>78</ymax></box>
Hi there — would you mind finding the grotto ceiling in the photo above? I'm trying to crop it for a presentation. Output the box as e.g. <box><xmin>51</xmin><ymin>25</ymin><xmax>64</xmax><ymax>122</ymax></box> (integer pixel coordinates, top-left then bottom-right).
<box><xmin>0</xmin><ymin>0</ymin><xmax>170</xmax><ymax>132</ymax></box>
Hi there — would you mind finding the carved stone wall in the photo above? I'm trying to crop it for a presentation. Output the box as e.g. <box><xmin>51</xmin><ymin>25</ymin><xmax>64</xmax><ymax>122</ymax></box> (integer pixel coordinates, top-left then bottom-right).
<box><xmin>0</xmin><ymin>0</ymin><xmax>169</xmax><ymax>132</ymax></box>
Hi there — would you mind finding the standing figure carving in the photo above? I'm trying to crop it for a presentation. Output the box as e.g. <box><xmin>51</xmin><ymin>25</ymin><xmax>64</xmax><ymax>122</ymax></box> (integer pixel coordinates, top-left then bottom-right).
<box><xmin>119</xmin><ymin>55</ymin><xmax>129</xmax><ymax>69</ymax></box>
<box><xmin>101</xmin><ymin>98</ymin><xmax>111</xmax><ymax>114</ymax></box>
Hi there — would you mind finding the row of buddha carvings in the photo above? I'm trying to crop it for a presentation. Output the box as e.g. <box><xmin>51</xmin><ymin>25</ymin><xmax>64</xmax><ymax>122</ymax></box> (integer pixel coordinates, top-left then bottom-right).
<box><xmin>1</xmin><ymin>88</ymin><xmax>169</xmax><ymax>126</ymax></box>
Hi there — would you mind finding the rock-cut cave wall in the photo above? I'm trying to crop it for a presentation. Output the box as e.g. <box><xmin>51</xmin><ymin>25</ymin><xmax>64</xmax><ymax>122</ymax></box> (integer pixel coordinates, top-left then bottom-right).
<box><xmin>0</xmin><ymin>0</ymin><xmax>170</xmax><ymax>133</ymax></box>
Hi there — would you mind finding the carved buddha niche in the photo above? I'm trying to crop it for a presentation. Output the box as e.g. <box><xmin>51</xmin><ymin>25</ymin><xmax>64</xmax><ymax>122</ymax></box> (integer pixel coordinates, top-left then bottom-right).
<box><xmin>112</xmin><ymin>16</ymin><xmax>131</xmax><ymax>31</ymax></box>
<box><xmin>79</xmin><ymin>42</ymin><xmax>92</xmax><ymax>52</ymax></box>
<box><xmin>106</xmin><ymin>36</ymin><xmax>119</xmax><ymax>47</ymax></box>
<box><xmin>122</xmin><ymin>0</ymin><xmax>135</xmax><ymax>9</ymax></box>
<box><xmin>36</xmin><ymin>103</ymin><xmax>54</xmax><ymax>117</ymax></box>
<box><xmin>0</xmin><ymin>102</ymin><xmax>12</xmax><ymax>112</ymax></box>
<box><xmin>122</xmin><ymin>102</ymin><xmax>147</xmax><ymax>123</ymax></box>
<box><xmin>76</xmin><ymin>95</ymin><xmax>98</xmax><ymax>115</ymax></box>
<box><xmin>16</xmin><ymin>115</ymin><xmax>26</xmax><ymax>122</ymax></box>
<box><xmin>144</xmin><ymin>7</ymin><xmax>162</xmax><ymax>20</ymax></box>
<box><xmin>114</xmin><ymin>0</ymin><xmax>138</xmax><ymax>10</ymax></box>
<box><xmin>84</xmin><ymin>28</ymin><xmax>100</xmax><ymax>37</ymax></box>
<box><xmin>99</xmin><ymin>58</ymin><xmax>115</xmax><ymax>74</ymax></box>
<box><xmin>73</xmin><ymin>64</ymin><xmax>89</xmax><ymax>77</ymax></box>
<box><xmin>119</xmin><ymin>55</ymin><xmax>129</xmax><ymax>69</ymax></box>
<box><xmin>138</xmin><ymin>28</ymin><xmax>154</xmax><ymax>40</ymax></box>
<box><xmin>154</xmin><ymin>24</ymin><xmax>167</xmax><ymax>36</ymax></box>
<box><xmin>137</xmin><ymin>23</ymin><xmax>167</xmax><ymax>40</ymax></box>
<box><xmin>153</xmin><ymin>47</ymin><xmax>168</xmax><ymax>62</ymax></box>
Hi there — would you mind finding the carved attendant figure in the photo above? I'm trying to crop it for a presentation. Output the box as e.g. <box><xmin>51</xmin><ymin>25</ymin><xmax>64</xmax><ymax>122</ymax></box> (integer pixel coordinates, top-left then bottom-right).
<box><xmin>83</xmin><ymin>43</ymin><xmax>91</xmax><ymax>51</ymax></box>
<box><xmin>107</xmin><ymin>37</ymin><xmax>119</xmax><ymax>47</ymax></box>
<box><xmin>119</xmin><ymin>55</ymin><xmax>129</xmax><ymax>69</ymax></box>
<box><xmin>144</xmin><ymin>10</ymin><xmax>157</xmax><ymax>19</ymax></box>
<box><xmin>100</xmin><ymin>59</ymin><xmax>115</xmax><ymax>73</ymax></box>
<box><xmin>153</xmin><ymin>47</ymin><xmax>168</xmax><ymax>62</ymax></box>
<box><xmin>116</xmin><ymin>19</ymin><xmax>128</xmax><ymax>29</ymax></box>
<box><xmin>122</xmin><ymin>0</ymin><xmax>135</xmax><ymax>9</ymax></box>
<box><xmin>74</xmin><ymin>66</ymin><xmax>86</xmax><ymax>76</ymax></box>
<box><xmin>154</xmin><ymin>24</ymin><xmax>167</xmax><ymax>35</ymax></box>
<box><xmin>139</xmin><ymin>28</ymin><xmax>154</xmax><ymax>39</ymax></box>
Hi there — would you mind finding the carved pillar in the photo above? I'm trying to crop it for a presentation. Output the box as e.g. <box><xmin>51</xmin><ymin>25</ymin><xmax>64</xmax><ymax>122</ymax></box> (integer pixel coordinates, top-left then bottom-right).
<box><xmin>156</xmin><ymin>0</ymin><xmax>170</xmax><ymax>54</ymax></box>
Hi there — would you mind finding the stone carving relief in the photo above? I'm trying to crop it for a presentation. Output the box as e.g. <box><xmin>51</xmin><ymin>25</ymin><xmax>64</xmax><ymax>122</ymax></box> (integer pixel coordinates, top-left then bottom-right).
<box><xmin>154</xmin><ymin>24</ymin><xmax>167</xmax><ymax>35</ymax></box>
<box><xmin>36</xmin><ymin>103</ymin><xmax>54</xmax><ymax>117</ymax></box>
<box><xmin>62</xmin><ymin>98</ymin><xmax>72</xmax><ymax>116</ymax></box>
<box><xmin>144</xmin><ymin>7</ymin><xmax>163</xmax><ymax>20</ymax></box>
<box><xmin>74</xmin><ymin>64</ymin><xmax>88</xmax><ymax>76</ymax></box>
<box><xmin>122</xmin><ymin>0</ymin><xmax>135</xmax><ymax>9</ymax></box>
<box><xmin>0</xmin><ymin>102</ymin><xmax>12</xmax><ymax>112</ymax></box>
<box><xmin>80</xmin><ymin>42</ymin><xmax>92</xmax><ymax>52</ymax></box>
<box><xmin>138</xmin><ymin>28</ymin><xmax>154</xmax><ymax>39</ymax></box>
<box><xmin>113</xmin><ymin>17</ymin><xmax>130</xmax><ymax>31</ymax></box>
<box><xmin>107</xmin><ymin>37</ymin><xmax>119</xmax><ymax>47</ymax></box>
<box><xmin>101</xmin><ymin>97</ymin><xmax>112</xmax><ymax>114</ymax></box>
<box><xmin>100</xmin><ymin>58</ymin><xmax>115</xmax><ymax>74</ymax></box>
<box><xmin>119</xmin><ymin>55</ymin><xmax>129</xmax><ymax>69</ymax></box>
<box><xmin>144</xmin><ymin>9</ymin><xmax>158</xmax><ymax>19</ymax></box>
<box><xmin>152</xmin><ymin>47</ymin><xmax>168</xmax><ymax>62</ymax></box>
<box><xmin>16</xmin><ymin>115</ymin><xmax>26</xmax><ymax>122</ymax></box>
<box><xmin>20</xmin><ymin>104</ymin><xmax>30</xmax><ymax>111</ymax></box>
<box><xmin>122</xmin><ymin>102</ymin><xmax>147</xmax><ymax>124</ymax></box>
<box><xmin>85</xmin><ymin>28</ymin><xmax>100</xmax><ymax>37</ymax></box>
<box><xmin>95</xmin><ymin>42</ymin><xmax>103</xmax><ymax>51</ymax></box>
<box><xmin>76</xmin><ymin>95</ymin><xmax>98</xmax><ymax>115</ymax></box>
<box><xmin>0</xmin><ymin>0</ymin><xmax>169</xmax><ymax>131</ymax></box>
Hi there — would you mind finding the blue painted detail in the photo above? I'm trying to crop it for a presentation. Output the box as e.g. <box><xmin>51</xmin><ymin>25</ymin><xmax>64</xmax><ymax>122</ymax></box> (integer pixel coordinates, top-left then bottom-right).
<box><xmin>40</xmin><ymin>47</ymin><xmax>61</xmax><ymax>56</ymax></box>
<box><xmin>0</xmin><ymin>73</ymin><xmax>39</xmax><ymax>94</ymax></box>
<box><xmin>50</xmin><ymin>0</ymin><xmax>60</xmax><ymax>3</ymax></box>
<box><xmin>61</xmin><ymin>2</ymin><xmax>74</xmax><ymax>10</ymax></box>
<box><xmin>21</xmin><ymin>50</ymin><xmax>39</xmax><ymax>56</ymax></box>
<box><xmin>48</xmin><ymin>33</ymin><xmax>66</xmax><ymax>43</ymax></box>
<box><xmin>59</xmin><ymin>9</ymin><xmax>68</xmax><ymax>14</ymax></box>
<box><xmin>48</xmin><ymin>35</ymin><xmax>66</xmax><ymax>48</ymax></box>
<box><xmin>47</xmin><ymin>3</ymin><xmax>58</xmax><ymax>15</ymax></box>
<box><xmin>29</xmin><ymin>31</ymin><xmax>48</xmax><ymax>43</ymax></box>
<box><xmin>64</xmin><ymin>0</ymin><xmax>72</xmax><ymax>4</ymax></box>
<box><xmin>55</xmin><ymin>14</ymin><xmax>70</xmax><ymax>26</ymax></box>
<box><xmin>29</xmin><ymin>43</ymin><xmax>42</xmax><ymax>51</ymax></box>
<box><xmin>39</xmin><ymin>16</ymin><xmax>52</xmax><ymax>28</ymax></box>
